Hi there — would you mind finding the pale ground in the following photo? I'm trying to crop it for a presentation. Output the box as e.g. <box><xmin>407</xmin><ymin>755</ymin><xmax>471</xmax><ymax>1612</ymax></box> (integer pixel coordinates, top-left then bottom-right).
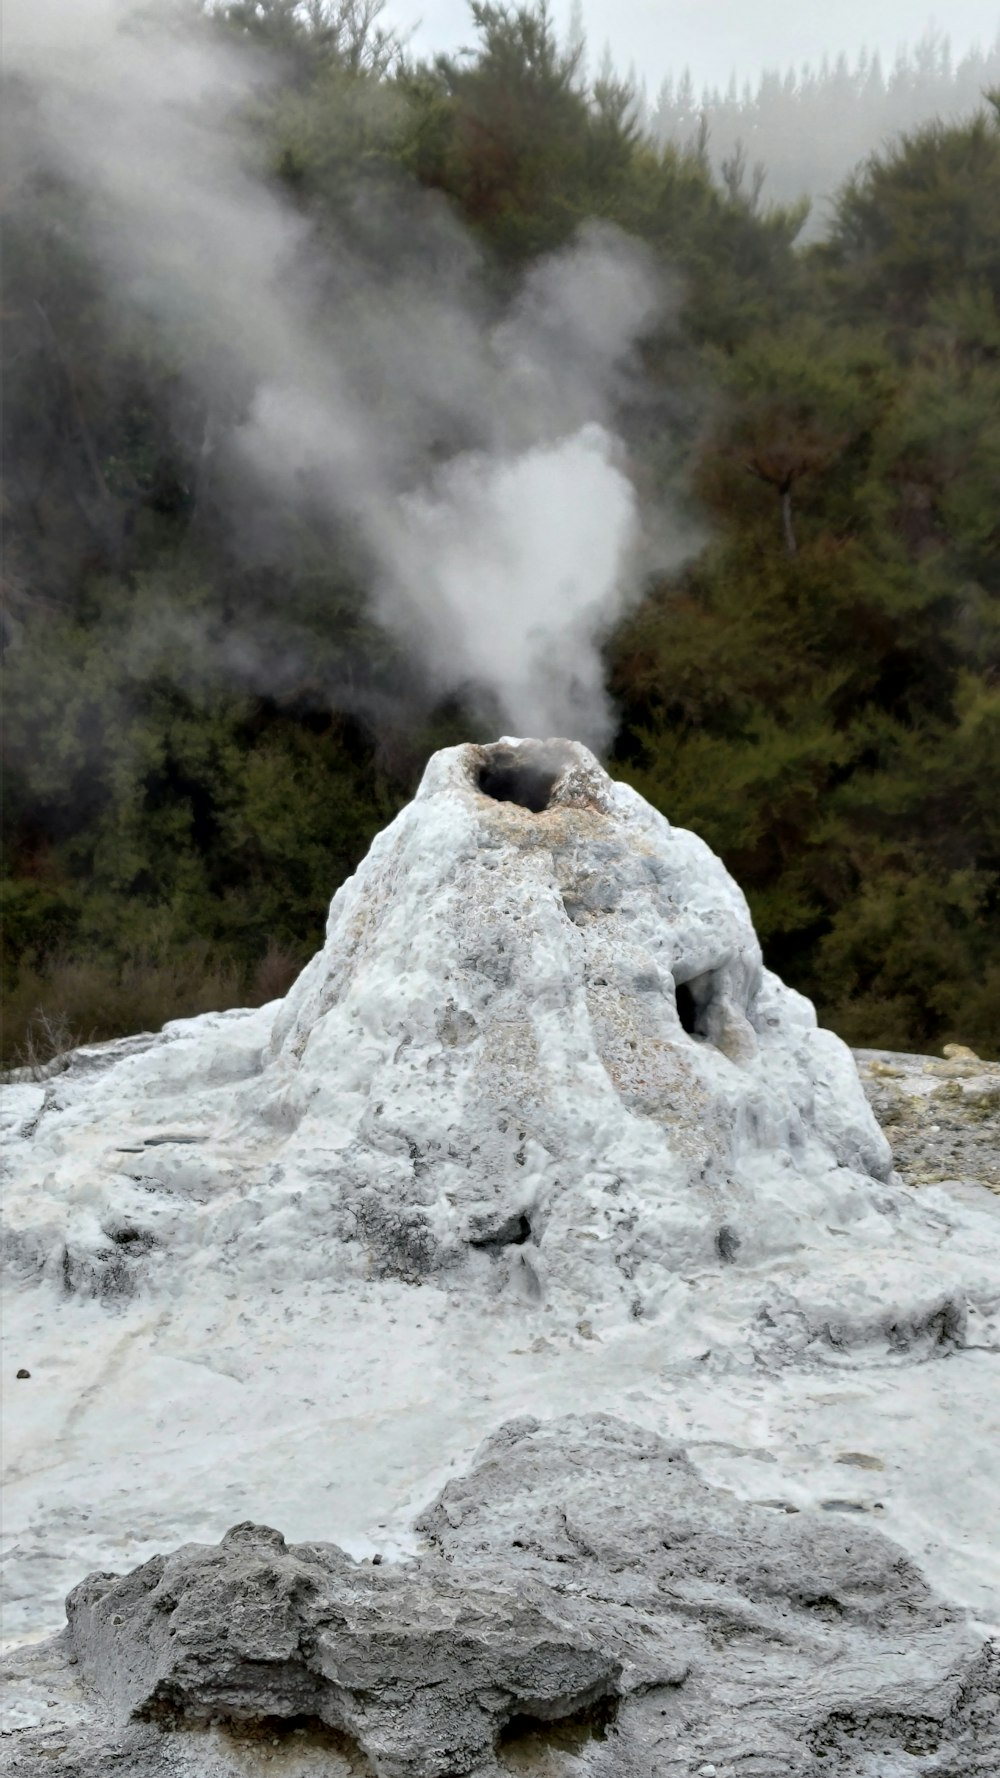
<box><xmin>4</xmin><ymin>1153</ymin><xmax>999</xmax><ymax>1653</ymax></box>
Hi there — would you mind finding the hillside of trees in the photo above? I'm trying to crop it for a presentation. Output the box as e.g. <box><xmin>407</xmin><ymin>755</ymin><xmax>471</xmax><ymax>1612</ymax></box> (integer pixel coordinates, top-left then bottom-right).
<box><xmin>3</xmin><ymin>0</ymin><xmax>999</xmax><ymax>1065</ymax></box>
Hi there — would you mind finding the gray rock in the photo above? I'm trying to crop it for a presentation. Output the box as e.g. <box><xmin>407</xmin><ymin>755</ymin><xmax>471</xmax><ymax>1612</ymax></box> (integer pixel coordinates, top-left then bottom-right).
<box><xmin>3</xmin><ymin>1415</ymin><xmax>997</xmax><ymax>1777</ymax></box>
<box><xmin>418</xmin><ymin>1414</ymin><xmax>999</xmax><ymax>1775</ymax></box>
<box><xmin>63</xmin><ymin>1520</ymin><xmax>616</xmax><ymax>1778</ymax></box>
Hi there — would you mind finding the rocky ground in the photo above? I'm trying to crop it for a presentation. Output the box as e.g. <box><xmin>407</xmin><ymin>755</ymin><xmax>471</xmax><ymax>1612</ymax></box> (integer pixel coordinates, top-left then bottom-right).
<box><xmin>3</xmin><ymin>1058</ymin><xmax>998</xmax><ymax>1777</ymax></box>
<box><xmin>3</xmin><ymin>1414</ymin><xmax>998</xmax><ymax>1777</ymax></box>
<box><xmin>856</xmin><ymin>1045</ymin><xmax>1000</xmax><ymax>1199</ymax></box>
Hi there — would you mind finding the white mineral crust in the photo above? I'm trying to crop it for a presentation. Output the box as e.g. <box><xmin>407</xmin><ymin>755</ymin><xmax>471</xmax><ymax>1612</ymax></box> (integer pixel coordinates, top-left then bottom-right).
<box><xmin>2</xmin><ymin>739</ymin><xmax>999</xmax><ymax>1656</ymax></box>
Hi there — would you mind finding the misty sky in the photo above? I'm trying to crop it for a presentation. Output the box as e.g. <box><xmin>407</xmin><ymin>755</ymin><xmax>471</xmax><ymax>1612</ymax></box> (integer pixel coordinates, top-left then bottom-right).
<box><xmin>387</xmin><ymin>1</ymin><xmax>1000</xmax><ymax>89</ymax></box>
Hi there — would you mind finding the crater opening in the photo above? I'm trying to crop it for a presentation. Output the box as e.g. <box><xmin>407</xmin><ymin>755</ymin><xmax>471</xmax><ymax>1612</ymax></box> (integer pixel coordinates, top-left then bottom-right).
<box><xmin>478</xmin><ymin>752</ymin><xmax>561</xmax><ymax>813</ymax></box>
<box><xmin>213</xmin><ymin>1715</ymin><xmax>368</xmax><ymax>1764</ymax></box>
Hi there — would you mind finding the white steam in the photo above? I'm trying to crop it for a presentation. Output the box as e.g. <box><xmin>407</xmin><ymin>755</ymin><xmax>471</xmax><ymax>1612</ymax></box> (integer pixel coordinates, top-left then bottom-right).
<box><xmin>6</xmin><ymin>0</ymin><xmax>696</xmax><ymax>746</ymax></box>
<box><xmin>386</xmin><ymin>426</ymin><xmax>637</xmax><ymax>736</ymax></box>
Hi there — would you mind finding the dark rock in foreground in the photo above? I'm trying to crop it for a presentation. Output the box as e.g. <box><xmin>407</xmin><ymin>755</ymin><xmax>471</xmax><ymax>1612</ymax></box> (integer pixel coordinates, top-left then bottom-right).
<box><xmin>4</xmin><ymin>1415</ymin><xmax>997</xmax><ymax>1776</ymax></box>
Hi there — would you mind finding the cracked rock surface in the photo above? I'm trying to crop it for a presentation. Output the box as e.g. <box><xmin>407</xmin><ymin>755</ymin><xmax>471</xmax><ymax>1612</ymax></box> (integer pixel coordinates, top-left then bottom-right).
<box><xmin>3</xmin><ymin>1415</ymin><xmax>997</xmax><ymax>1777</ymax></box>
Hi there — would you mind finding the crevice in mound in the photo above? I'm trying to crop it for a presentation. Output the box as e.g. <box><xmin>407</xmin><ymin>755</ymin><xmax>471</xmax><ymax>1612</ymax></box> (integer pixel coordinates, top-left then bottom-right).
<box><xmin>498</xmin><ymin>1690</ymin><xmax>619</xmax><ymax>1763</ymax></box>
<box><xmin>795</xmin><ymin>1592</ymin><xmax>846</xmax><ymax>1620</ymax></box>
<box><xmin>104</xmin><ymin>1222</ymin><xmax>157</xmax><ymax>1251</ymax></box>
<box><xmin>216</xmin><ymin>1713</ymin><xmax>373</xmax><ymax>1767</ymax></box>
<box><xmin>674</xmin><ymin>968</ymin><xmax>727</xmax><ymax>1047</ymax></box>
<box><xmin>715</xmin><ymin>1224</ymin><xmax>741</xmax><ymax>1264</ymax></box>
<box><xmin>675</xmin><ymin>981</ymin><xmax>698</xmax><ymax>1035</ymax></box>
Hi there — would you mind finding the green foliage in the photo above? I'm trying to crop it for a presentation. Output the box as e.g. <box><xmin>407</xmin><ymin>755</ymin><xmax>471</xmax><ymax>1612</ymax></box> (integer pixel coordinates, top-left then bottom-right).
<box><xmin>824</xmin><ymin>105</ymin><xmax>1000</xmax><ymax>323</ymax></box>
<box><xmin>404</xmin><ymin>2</ymin><xmax>635</xmax><ymax>263</ymax></box>
<box><xmin>209</xmin><ymin>0</ymin><xmax>403</xmax><ymax>77</ymax></box>
<box><xmin>3</xmin><ymin>5</ymin><xmax>999</xmax><ymax>1064</ymax></box>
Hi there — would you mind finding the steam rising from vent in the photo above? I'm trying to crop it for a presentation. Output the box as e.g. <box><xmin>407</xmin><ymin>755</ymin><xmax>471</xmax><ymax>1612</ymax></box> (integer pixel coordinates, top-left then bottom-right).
<box><xmin>5</xmin><ymin>0</ymin><xmax>700</xmax><ymax>748</ymax></box>
<box><xmin>383</xmin><ymin>426</ymin><xmax>639</xmax><ymax>738</ymax></box>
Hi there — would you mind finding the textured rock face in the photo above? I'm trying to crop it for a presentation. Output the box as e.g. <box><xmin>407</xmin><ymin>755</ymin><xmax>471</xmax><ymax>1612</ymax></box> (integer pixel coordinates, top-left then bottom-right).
<box><xmin>261</xmin><ymin>737</ymin><xmax>893</xmax><ymax>1289</ymax></box>
<box><xmin>3</xmin><ymin>738</ymin><xmax>908</xmax><ymax>1308</ymax></box>
<box><xmin>64</xmin><ymin>1524</ymin><xmax>618</xmax><ymax>1778</ymax></box>
<box><xmin>5</xmin><ymin>1415</ymin><xmax>998</xmax><ymax>1777</ymax></box>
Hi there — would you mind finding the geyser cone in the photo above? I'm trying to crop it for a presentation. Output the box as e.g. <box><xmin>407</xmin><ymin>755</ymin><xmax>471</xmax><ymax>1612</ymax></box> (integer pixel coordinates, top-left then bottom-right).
<box><xmin>255</xmin><ymin>737</ymin><xmax>892</xmax><ymax>1297</ymax></box>
<box><xmin>5</xmin><ymin>737</ymin><xmax>921</xmax><ymax>1311</ymax></box>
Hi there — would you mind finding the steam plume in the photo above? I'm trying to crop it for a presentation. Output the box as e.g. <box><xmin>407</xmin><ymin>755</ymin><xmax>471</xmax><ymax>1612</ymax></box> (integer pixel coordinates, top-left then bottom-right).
<box><xmin>6</xmin><ymin>0</ymin><xmax>696</xmax><ymax>747</ymax></box>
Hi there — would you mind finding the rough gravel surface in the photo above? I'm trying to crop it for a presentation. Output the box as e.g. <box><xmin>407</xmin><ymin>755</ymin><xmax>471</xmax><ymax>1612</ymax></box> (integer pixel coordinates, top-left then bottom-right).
<box><xmin>857</xmin><ymin>1046</ymin><xmax>1000</xmax><ymax>1199</ymax></box>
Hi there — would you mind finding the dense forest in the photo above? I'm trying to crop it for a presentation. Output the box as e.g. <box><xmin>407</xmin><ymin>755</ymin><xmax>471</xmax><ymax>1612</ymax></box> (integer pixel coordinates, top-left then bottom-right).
<box><xmin>3</xmin><ymin>0</ymin><xmax>999</xmax><ymax>1065</ymax></box>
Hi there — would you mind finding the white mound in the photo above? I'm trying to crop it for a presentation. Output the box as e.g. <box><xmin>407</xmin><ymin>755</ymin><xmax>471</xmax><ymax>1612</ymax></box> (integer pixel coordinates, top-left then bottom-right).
<box><xmin>3</xmin><ymin>740</ymin><xmax>999</xmax><ymax>1645</ymax></box>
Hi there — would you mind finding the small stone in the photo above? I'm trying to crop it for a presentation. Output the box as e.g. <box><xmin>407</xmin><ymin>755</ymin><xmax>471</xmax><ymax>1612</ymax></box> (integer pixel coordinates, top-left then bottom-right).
<box><xmin>836</xmin><ymin>1451</ymin><xmax>884</xmax><ymax>1471</ymax></box>
<box><xmin>697</xmin><ymin>1766</ymin><xmax>718</xmax><ymax>1776</ymax></box>
<box><xmin>16</xmin><ymin>1368</ymin><xmax>30</xmax><ymax>1379</ymax></box>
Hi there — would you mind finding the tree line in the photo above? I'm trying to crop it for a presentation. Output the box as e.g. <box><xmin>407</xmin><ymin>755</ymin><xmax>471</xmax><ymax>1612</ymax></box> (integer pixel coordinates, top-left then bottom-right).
<box><xmin>650</xmin><ymin>27</ymin><xmax>1000</xmax><ymax>237</ymax></box>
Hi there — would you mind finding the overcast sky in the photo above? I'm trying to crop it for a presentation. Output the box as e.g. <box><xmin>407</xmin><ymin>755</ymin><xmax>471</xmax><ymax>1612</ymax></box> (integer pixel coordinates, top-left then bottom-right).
<box><xmin>386</xmin><ymin>2</ymin><xmax>1000</xmax><ymax>91</ymax></box>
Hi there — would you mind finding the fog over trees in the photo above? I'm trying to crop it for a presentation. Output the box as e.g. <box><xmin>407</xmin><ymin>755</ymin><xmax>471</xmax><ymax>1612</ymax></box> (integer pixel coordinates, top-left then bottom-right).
<box><xmin>3</xmin><ymin>1</ymin><xmax>999</xmax><ymax>1064</ymax></box>
<box><xmin>650</xmin><ymin>29</ymin><xmax>1000</xmax><ymax>237</ymax></box>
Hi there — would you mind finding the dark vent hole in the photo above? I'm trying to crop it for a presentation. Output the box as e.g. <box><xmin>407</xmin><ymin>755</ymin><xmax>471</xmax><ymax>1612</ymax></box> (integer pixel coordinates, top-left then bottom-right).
<box><xmin>470</xmin><ymin>1212</ymin><xmax>533</xmax><ymax>1254</ymax></box>
<box><xmin>105</xmin><ymin>1223</ymin><xmax>156</xmax><ymax>1250</ymax></box>
<box><xmin>478</xmin><ymin>758</ymin><xmax>560</xmax><ymax>813</ymax></box>
<box><xmin>499</xmin><ymin>1692</ymin><xmax>619</xmax><ymax>1751</ymax></box>
<box><xmin>675</xmin><ymin>981</ymin><xmax>698</xmax><ymax>1035</ymax></box>
<box><xmin>195</xmin><ymin>1715</ymin><xmax>364</xmax><ymax>1759</ymax></box>
<box><xmin>715</xmin><ymin>1224</ymin><xmax>741</xmax><ymax>1264</ymax></box>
